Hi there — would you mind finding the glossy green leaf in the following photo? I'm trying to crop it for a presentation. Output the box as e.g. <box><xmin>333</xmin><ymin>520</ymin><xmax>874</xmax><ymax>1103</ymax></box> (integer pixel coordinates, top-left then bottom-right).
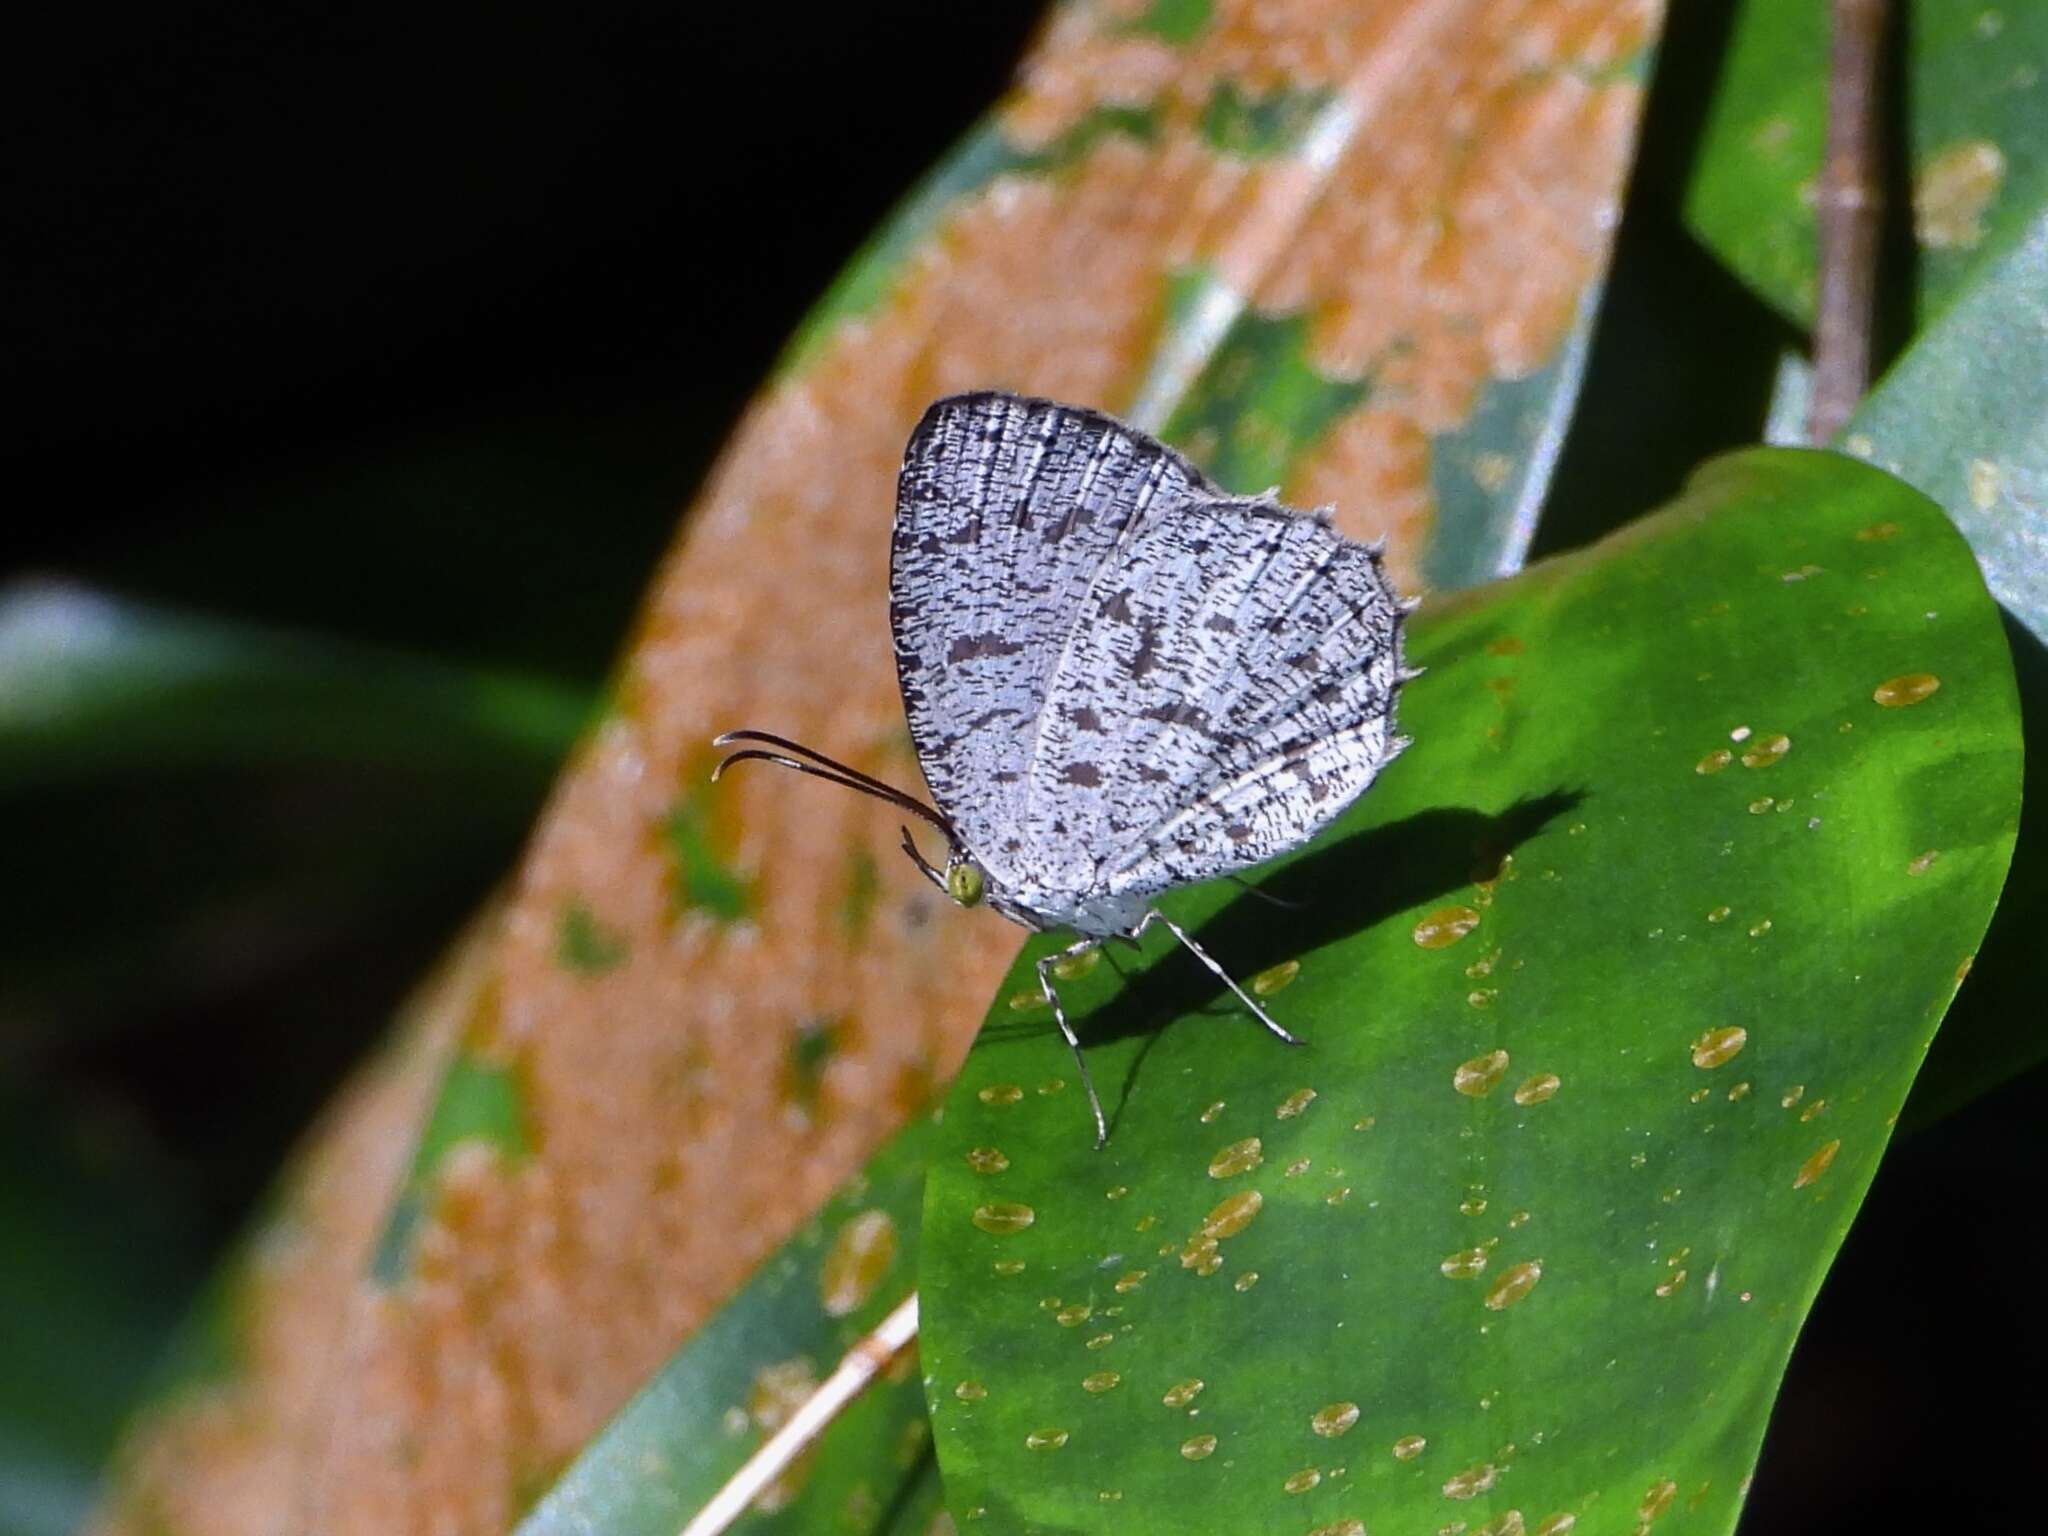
<box><xmin>1846</xmin><ymin>185</ymin><xmax>2048</xmax><ymax>644</ymax></box>
<box><xmin>921</xmin><ymin>449</ymin><xmax>2019</xmax><ymax>1535</ymax></box>
<box><xmin>1849</xmin><ymin>189</ymin><xmax>2048</xmax><ymax>1118</ymax></box>
<box><xmin>1685</xmin><ymin>0</ymin><xmax>2048</xmax><ymax>325</ymax></box>
<box><xmin>0</xmin><ymin>580</ymin><xmax>588</xmax><ymax>792</ymax></box>
<box><xmin>514</xmin><ymin>1117</ymin><xmax>932</xmax><ymax>1536</ymax></box>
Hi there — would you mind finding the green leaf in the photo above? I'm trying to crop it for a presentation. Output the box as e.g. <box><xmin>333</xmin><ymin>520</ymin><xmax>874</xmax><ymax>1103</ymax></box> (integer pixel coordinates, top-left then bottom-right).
<box><xmin>513</xmin><ymin>1118</ymin><xmax>932</xmax><ymax>1536</ymax></box>
<box><xmin>372</xmin><ymin>1047</ymin><xmax>534</xmax><ymax>1284</ymax></box>
<box><xmin>1685</xmin><ymin>0</ymin><xmax>2048</xmax><ymax>325</ymax></box>
<box><xmin>1846</xmin><ymin>188</ymin><xmax>2048</xmax><ymax>1119</ymax></box>
<box><xmin>1844</xmin><ymin>186</ymin><xmax>2048</xmax><ymax>646</ymax></box>
<box><xmin>920</xmin><ymin>449</ymin><xmax>2019</xmax><ymax>1535</ymax></box>
<box><xmin>0</xmin><ymin>581</ymin><xmax>589</xmax><ymax>792</ymax></box>
<box><xmin>1198</xmin><ymin>83</ymin><xmax>1335</xmax><ymax>159</ymax></box>
<box><xmin>663</xmin><ymin>784</ymin><xmax>756</xmax><ymax>924</ymax></box>
<box><xmin>558</xmin><ymin>902</ymin><xmax>630</xmax><ymax>976</ymax></box>
<box><xmin>1902</xmin><ymin>618</ymin><xmax>2048</xmax><ymax>1126</ymax></box>
<box><xmin>1126</xmin><ymin>0</ymin><xmax>1214</xmax><ymax>47</ymax></box>
<box><xmin>1155</xmin><ymin>295</ymin><xmax>1368</xmax><ymax>496</ymax></box>
<box><xmin>874</xmin><ymin>1455</ymin><xmax>948</xmax><ymax>1536</ymax></box>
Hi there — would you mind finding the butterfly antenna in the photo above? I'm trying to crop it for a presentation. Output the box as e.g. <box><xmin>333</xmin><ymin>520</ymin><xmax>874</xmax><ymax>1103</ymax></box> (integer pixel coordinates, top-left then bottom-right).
<box><xmin>715</xmin><ymin>731</ymin><xmax>926</xmax><ymax>804</ymax></box>
<box><xmin>898</xmin><ymin>825</ymin><xmax>947</xmax><ymax>893</ymax></box>
<box><xmin>711</xmin><ymin>731</ymin><xmax>952</xmax><ymax>836</ymax></box>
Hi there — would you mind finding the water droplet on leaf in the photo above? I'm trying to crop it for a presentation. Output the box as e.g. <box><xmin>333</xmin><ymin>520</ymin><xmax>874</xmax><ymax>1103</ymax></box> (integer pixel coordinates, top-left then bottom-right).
<box><xmin>1691</xmin><ymin>1026</ymin><xmax>1747</xmax><ymax>1068</ymax></box>
<box><xmin>1793</xmin><ymin>1139</ymin><xmax>1842</xmax><ymax>1188</ymax></box>
<box><xmin>1052</xmin><ymin>948</ymin><xmax>1101</xmax><ymax>981</ymax></box>
<box><xmin>1312</xmin><ymin>1402</ymin><xmax>1361</xmax><ymax>1437</ymax></box>
<box><xmin>1484</xmin><ymin>1261</ymin><xmax>1542</xmax><ymax>1310</ymax></box>
<box><xmin>1740</xmin><ymin>733</ymin><xmax>1790</xmax><ymax>768</ymax></box>
<box><xmin>1443</xmin><ymin>1464</ymin><xmax>1500</xmax><ymax>1499</ymax></box>
<box><xmin>1253</xmin><ymin>959</ymin><xmax>1301</xmax><ymax>995</ymax></box>
<box><xmin>972</xmin><ymin>1203</ymin><xmax>1035</xmax><ymax>1234</ymax></box>
<box><xmin>1415</xmin><ymin>906</ymin><xmax>1482</xmax><ymax>948</ymax></box>
<box><xmin>1441</xmin><ymin>1248</ymin><xmax>1489</xmax><ymax>1279</ymax></box>
<box><xmin>1873</xmin><ymin>673</ymin><xmax>1940</xmax><ymax>707</ymax></box>
<box><xmin>1638</xmin><ymin>1478</ymin><xmax>1678</xmax><ymax>1521</ymax></box>
<box><xmin>1455</xmin><ymin>1051</ymin><xmax>1510</xmax><ymax>1096</ymax></box>
<box><xmin>1208</xmin><ymin>1137</ymin><xmax>1264</xmax><ymax>1178</ymax></box>
<box><xmin>1201</xmin><ymin>1190</ymin><xmax>1263</xmax><ymax>1239</ymax></box>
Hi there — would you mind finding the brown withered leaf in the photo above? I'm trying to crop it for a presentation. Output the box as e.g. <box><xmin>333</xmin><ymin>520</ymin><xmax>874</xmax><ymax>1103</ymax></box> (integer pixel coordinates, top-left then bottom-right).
<box><xmin>94</xmin><ymin>2</ymin><xmax>1661</xmax><ymax>1530</ymax></box>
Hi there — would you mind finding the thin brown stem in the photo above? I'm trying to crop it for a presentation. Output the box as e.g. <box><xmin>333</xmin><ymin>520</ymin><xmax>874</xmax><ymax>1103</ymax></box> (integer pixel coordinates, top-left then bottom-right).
<box><xmin>1810</xmin><ymin>0</ymin><xmax>1889</xmax><ymax>443</ymax></box>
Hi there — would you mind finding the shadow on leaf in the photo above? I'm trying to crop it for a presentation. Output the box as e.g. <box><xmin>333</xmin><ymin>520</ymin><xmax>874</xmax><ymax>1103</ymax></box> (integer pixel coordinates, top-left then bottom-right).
<box><xmin>970</xmin><ymin>789</ymin><xmax>1583</xmax><ymax>1128</ymax></box>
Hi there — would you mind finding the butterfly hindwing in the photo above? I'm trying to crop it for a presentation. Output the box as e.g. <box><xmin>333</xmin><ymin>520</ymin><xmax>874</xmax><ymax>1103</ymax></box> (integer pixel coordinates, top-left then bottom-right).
<box><xmin>1023</xmin><ymin>494</ymin><xmax>1406</xmax><ymax>903</ymax></box>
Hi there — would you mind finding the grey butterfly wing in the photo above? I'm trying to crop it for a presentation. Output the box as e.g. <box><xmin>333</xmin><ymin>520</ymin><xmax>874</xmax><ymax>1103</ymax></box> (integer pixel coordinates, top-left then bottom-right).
<box><xmin>890</xmin><ymin>392</ymin><xmax>1215</xmax><ymax>882</ymax></box>
<box><xmin>1019</xmin><ymin>494</ymin><xmax>1408</xmax><ymax>905</ymax></box>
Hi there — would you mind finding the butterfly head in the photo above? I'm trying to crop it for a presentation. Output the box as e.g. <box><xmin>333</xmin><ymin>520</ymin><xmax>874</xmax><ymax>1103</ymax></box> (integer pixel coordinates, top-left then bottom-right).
<box><xmin>944</xmin><ymin>854</ymin><xmax>986</xmax><ymax>909</ymax></box>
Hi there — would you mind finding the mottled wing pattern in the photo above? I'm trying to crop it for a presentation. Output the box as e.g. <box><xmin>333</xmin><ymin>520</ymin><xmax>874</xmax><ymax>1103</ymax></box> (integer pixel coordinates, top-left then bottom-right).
<box><xmin>1022</xmin><ymin>495</ymin><xmax>1407</xmax><ymax>906</ymax></box>
<box><xmin>890</xmin><ymin>393</ymin><xmax>1214</xmax><ymax>885</ymax></box>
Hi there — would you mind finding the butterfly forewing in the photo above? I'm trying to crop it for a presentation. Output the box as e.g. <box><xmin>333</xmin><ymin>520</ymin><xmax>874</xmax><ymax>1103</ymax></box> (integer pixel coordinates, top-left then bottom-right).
<box><xmin>890</xmin><ymin>392</ymin><xmax>1214</xmax><ymax>887</ymax></box>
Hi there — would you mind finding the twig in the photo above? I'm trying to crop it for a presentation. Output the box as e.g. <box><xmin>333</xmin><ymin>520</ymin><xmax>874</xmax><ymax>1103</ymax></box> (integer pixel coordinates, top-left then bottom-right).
<box><xmin>678</xmin><ymin>1291</ymin><xmax>921</xmax><ymax>1536</ymax></box>
<box><xmin>1809</xmin><ymin>0</ymin><xmax>1889</xmax><ymax>443</ymax></box>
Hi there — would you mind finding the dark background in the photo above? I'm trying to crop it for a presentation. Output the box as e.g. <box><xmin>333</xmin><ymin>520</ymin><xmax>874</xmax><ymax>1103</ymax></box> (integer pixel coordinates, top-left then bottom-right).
<box><xmin>1</xmin><ymin>3</ymin><xmax>2038</xmax><ymax>1531</ymax></box>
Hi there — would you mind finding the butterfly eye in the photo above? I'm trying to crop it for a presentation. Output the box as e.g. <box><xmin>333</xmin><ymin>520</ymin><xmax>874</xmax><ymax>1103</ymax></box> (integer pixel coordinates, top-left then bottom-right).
<box><xmin>946</xmin><ymin>860</ymin><xmax>986</xmax><ymax>908</ymax></box>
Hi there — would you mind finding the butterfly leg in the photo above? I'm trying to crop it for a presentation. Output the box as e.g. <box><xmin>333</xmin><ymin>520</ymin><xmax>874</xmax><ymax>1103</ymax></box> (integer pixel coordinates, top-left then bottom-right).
<box><xmin>1036</xmin><ymin>942</ymin><xmax>1108</xmax><ymax>1148</ymax></box>
<box><xmin>1139</xmin><ymin>909</ymin><xmax>1305</xmax><ymax>1047</ymax></box>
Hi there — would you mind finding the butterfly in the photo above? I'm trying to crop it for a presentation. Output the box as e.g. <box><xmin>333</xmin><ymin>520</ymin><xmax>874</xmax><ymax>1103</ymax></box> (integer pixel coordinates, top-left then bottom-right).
<box><xmin>715</xmin><ymin>391</ymin><xmax>1415</xmax><ymax>1143</ymax></box>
